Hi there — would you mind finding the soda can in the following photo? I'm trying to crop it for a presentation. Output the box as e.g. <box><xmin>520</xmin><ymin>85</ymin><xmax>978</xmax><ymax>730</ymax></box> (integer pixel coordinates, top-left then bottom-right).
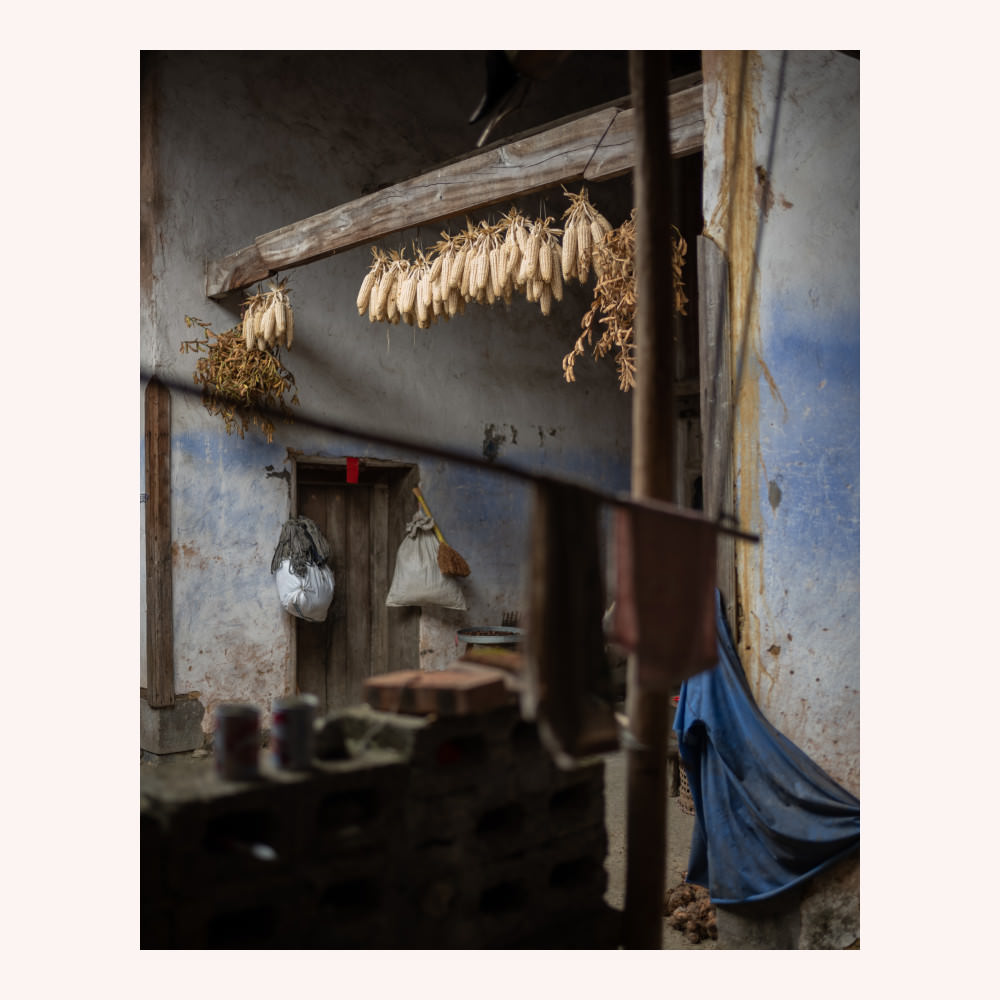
<box><xmin>214</xmin><ymin>703</ymin><xmax>261</xmax><ymax>781</ymax></box>
<box><xmin>271</xmin><ymin>694</ymin><xmax>318</xmax><ymax>771</ymax></box>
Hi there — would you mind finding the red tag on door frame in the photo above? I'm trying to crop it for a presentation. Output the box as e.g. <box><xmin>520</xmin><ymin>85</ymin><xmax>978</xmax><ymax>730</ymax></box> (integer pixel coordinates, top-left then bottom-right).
<box><xmin>346</xmin><ymin>457</ymin><xmax>360</xmax><ymax>484</ymax></box>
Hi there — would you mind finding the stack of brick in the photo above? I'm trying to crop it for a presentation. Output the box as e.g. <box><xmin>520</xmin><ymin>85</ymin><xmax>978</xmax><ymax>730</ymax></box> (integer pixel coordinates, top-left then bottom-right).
<box><xmin>141</xmin><ymin>675</ymin><xmax>619</xmax><ymax>948</ymax></box>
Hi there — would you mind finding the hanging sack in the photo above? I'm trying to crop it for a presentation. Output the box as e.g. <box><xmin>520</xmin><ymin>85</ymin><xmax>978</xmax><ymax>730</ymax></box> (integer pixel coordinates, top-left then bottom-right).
<box><xmin>386</xmin><ymin>510</ymin><xmax>466</xmax><ymax>610</ymax></box>
<box><xmin>271</xmin><ymin>516</ymin><xmax>335</xmax><ymax>622</ymax></box>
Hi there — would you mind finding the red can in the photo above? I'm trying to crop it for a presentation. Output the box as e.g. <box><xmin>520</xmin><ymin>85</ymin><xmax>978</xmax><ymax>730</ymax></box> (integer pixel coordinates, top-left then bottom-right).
<box><xmin>214</xmin><ymin>703</ymin><xmax>261</xmax><ymax>781</ymax></box>
<box><xmin>271</xmin><ymin>694</ymin><xmax>318</xmax><ymax>771</ymax></box>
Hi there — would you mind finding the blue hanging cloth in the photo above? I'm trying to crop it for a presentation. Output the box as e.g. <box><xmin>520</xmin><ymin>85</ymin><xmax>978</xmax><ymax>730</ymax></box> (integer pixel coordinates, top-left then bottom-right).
<box><xmin>673</xmin><ymin>592</ymin><xmax>860</xmax><ymax>905</ymax></box>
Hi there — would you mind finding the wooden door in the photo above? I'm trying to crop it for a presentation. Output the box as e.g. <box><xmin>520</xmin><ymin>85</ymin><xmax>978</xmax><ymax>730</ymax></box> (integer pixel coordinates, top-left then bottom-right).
<box><xmin>295</xmin><ymin>461</ymin><xmax>419</xmax><ymax>712</ymax></box>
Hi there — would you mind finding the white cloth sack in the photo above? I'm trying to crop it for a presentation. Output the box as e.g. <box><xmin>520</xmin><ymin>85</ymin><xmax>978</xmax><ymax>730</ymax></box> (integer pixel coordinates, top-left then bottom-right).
<box><xmin>386</xmin><ymin>510</ymin><xmax>466</xmax><ymax>610</ymax></box>
<box><xmin>275</xmin><ymin>558</ymin><xmax>335</xmax><ymax>622</ymax></box>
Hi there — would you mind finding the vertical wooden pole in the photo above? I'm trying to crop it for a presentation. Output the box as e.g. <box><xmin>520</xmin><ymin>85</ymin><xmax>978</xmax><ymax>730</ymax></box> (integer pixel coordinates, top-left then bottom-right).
<box><xmin>145</xmin><ymin>375</ymin><xmax>175</xmax><ymax>708</ymax></box>
<box><xmin>623</xmin><ymin>49</ymin><xmax>675</xmax><ymax>950</ymax></box>
<box><xmin>698</xmin><ymin>236</ymin><xmax>737</xmax><ymax>631</ymax></box>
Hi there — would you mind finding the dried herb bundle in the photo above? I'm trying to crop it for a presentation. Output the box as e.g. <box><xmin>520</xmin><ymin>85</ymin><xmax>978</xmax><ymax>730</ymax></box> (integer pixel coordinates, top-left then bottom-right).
<box><xmin>179</xmin><ymin>316</ymin><xmax>299</xmax><ymax>443</ymax></box>
<box><xmin>562</xmin><ymin>211</ymin><xmax>688</xmax><ymax>391</ymax></box>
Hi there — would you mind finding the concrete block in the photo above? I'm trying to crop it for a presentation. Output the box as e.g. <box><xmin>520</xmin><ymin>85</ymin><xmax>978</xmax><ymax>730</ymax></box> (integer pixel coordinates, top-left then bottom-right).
<box><xmin>302</xmin><ymin>756</ymin><xmax>408</xmax><ymax>860</ymax></box>
<box><xmin>140</xmin><ymin>811</ymin><xmax>164</xmax><ymax>903</ymax></box>
<box><xmin>141</xmin><ymin>761</ymin><xmax>309</xmax><ymax>898</ymax></box>
<box><xmin>170</xmin><ymin>878</ymin><xmax>310</xmax><ymax>949</ymax></box>
<box><xmin>140</xmin><ymin>693</ymin><xmax>205</xmax><ymax>754</ymax></box>
<box><xmin>301</xmin><ymin>854</ymin><xmax>398</xmax><ymax>946</ymax></box>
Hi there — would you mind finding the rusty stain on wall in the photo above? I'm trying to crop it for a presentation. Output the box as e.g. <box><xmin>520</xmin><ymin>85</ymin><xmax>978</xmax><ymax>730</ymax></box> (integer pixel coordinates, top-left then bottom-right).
<box><xmin>758</xmin><ymin>355</ymin><xmax>788</xmax><ymax>422</ymax></box>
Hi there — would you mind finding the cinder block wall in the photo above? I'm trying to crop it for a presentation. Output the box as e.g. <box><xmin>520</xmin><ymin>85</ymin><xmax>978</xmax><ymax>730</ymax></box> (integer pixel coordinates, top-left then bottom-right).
<box><xmin>141</xmin><ymin>706</ymin><xmax>618</xmax><ymax>949</ymax></box>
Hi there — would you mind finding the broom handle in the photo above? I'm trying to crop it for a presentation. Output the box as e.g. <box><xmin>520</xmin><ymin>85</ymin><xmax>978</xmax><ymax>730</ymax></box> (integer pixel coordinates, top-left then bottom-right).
<box><xmin>412</xmin><ymin>487</ymin><xmax>448</xmax><ymax>545</ymax></box>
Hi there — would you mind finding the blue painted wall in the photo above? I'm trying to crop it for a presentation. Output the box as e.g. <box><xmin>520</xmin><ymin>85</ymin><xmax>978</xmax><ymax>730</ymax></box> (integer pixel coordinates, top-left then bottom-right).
<box><xmin>704</xmin><ymin>51</ymin><xmax>859</xmax><ymax>793</ymax></box>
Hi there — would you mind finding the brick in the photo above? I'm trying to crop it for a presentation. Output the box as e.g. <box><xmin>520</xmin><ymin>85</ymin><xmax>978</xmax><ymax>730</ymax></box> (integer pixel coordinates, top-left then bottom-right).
<box><xmin>363</xmin><ymin>670</ymin><xmax>424</xmax><ymax>713</ymax></box>
<box><xmin>410</xmin><ymin>667</ymin><xmax>513</xmax><ymax>715</ymax></box>
<box><xmin>363</xmin><ymin>667</ymin><xmax>513</xmax><ymax>717</ymax></box>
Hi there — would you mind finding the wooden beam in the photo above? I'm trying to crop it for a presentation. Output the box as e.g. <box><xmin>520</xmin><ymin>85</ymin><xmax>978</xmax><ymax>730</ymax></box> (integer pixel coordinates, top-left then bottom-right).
<box><xmin>623</xmin><ymin>50</ymin><xmax>676</xmax><ymax>951</ymax></box>
<box><xmin>205</xmin><ymin>82</ymin><xmax>703</xmax><ymax>299</ymax></box>
<box><xmin>144</xmin><ymin>376</ymin><xmax>175</xmax><ymax>708</ymax></box>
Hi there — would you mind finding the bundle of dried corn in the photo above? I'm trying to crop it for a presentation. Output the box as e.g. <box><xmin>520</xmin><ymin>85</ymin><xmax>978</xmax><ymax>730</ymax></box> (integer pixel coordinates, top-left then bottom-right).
<box><xmin>561</xmin><ymin>211</ymin><xmax>688</xmax><ymax>391</ymax></box>
<box><xmin>180</xmin><ymin>316</ymin><xmax>299</xmax><ymax>443</ymax></box>
<box><xmin>356</xmin><ymin>205</ymin><xmax>568</xmax><ymax>327</ymax></box>
<box><xmin>243</xmin><ymin>278</ymin><xmax>295</xmax><ymax>351</ymax></box>
<box><xmin>514</xmin><ymin>214</ymin><xmax>564</xmax><ymax>316</ymax></box>
<box><xmin>560</xmin><ymin>186</ymin><xmax>614</xmax><ymax>285</ymax></box>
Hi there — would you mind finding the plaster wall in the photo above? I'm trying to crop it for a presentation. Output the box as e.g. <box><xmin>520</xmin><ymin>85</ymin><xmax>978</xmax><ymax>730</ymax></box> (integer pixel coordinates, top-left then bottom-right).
<box><xmin>702</xmin><ymin>51</ymin><xmax>859</xmax><ymax>793</ymax></box>
<box><xmin>140</xmin><ymin>51</ymin><xmax>634</xmax><ymax>733</ymax></box>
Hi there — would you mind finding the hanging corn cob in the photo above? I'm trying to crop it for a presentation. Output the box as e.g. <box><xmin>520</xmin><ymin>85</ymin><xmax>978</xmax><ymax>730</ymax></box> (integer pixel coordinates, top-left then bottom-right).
<box><xmin>242</xmin><ymin>278</ymin><xmax>295</xmax><ymax>352</ymax></box>
<box><xmin>356</xmin><ymin>192</ymin><xmax>619</xmax><ymax>330</ymax></box>
<box><xmin>560</xmin><ymin>186</ymin><xmax>613</xmax><ymax>284</ymax></box>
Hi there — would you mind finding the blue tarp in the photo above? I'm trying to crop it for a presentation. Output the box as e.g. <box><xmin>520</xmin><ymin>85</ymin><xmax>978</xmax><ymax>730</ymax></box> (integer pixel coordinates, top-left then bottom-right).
<box><xmin>673</xmin><ymin>592</ymin><xmax>860</xmax><ymax>905</ymax></box>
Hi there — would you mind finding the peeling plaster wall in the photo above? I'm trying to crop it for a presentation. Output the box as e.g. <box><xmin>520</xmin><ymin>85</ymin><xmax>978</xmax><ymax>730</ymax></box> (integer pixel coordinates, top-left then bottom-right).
<box><xmin>140</xmin><ymin>52</ymin><xmax>633</xmax><ymax>734</ymax></box>
<box><xmin>702</xmin><ymin>51</ymin><xmax>859</xmax><ymax>795</ymax></box>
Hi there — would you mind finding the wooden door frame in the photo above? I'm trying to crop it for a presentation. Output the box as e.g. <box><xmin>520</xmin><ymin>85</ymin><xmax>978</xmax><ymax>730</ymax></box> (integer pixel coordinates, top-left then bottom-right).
<box><xmin>290</xmin><ymin>455</ymin><xmax>421</xmax><ymax>707</ymax></box>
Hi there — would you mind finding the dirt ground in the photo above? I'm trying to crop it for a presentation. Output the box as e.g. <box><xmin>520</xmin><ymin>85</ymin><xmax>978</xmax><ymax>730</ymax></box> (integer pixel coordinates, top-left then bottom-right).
<box><xmin>601</xmin><ymin>748</ymin><xmax>719</xmax><ymax>950</ymax></box>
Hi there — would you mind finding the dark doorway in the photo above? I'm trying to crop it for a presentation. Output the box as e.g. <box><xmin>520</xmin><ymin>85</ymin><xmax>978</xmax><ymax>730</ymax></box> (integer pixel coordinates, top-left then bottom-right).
<box><xmin>295</xmin><ymin>459</ymin><xmax>420</xmax><ymax>712</ymax></box>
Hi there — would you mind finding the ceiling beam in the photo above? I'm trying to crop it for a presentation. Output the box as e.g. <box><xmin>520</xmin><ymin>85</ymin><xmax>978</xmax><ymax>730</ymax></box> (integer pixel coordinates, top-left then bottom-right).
<box><xmin>205</xmin><ymin>80</ymin><xmax>703</xmax><ymax>299</ymax></box>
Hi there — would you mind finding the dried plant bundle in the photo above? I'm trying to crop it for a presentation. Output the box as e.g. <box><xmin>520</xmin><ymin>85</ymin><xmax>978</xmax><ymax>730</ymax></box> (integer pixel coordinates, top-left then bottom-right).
<box><xmin>179</xmin><ymin>314</ymin><xmax>299</xmax><ymax>443</ymax></box>
<box><xmin>562</xmin><ymin>211</ymin><xmax>688</xmax><ymax>392</ymax></box>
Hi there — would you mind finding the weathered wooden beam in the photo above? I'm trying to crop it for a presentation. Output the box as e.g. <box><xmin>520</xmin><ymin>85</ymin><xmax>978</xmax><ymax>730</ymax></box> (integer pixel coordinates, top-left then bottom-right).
<box><xmin>623</xmin><ymin>49</ymin><xmax>675</xmax><ymax>951</ymax></box>
<box><xmin>144</xmin><ymin>376</ymin><xmax>175</xmax><ymax>708</ymax></box>
<box><xmin>205</xmin><ymin>83</ymin><xmax>703</xmax><ymax>299</ymax></box>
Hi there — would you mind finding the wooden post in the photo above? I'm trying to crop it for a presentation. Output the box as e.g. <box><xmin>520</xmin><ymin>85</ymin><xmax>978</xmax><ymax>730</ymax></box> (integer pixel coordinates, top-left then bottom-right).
<box><xmin>623</xmin><ymin>50</ymin><xmax>676</xmax><ymax>950</ymax></box>
<box><xmin>698</xmin><ymin>236</ymin><xmax>737</xmax><ymax>632</ymax></box>
<box><xmin>144</xmin><ymin>375</ymin><xmax>174</xmax><ymax>708</ymax></box>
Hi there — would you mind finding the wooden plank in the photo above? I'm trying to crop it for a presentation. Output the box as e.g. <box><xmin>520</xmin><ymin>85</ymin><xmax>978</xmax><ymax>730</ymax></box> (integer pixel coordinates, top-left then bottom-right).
<box><xmin>343</xmin><ymin>487</ymin><xmax>372</xmax><ymax>706</ymax></box>
<box><xmin>296</xmin><ymin>486</ymin><xmax>332</xmax><ymax>711</ymax></box>
<box><xmin>369</xmin><ymin>483</ymin><xmax>389</xmax><ymax>680</ymax></box>
<box><xmin>326</xmin><ymin>488</ymin><xmax>349</xmax><ymax>707</ymax></box>
<box><xmin>697</xmin><ymin>236</ymin><xmax>737</xmax><ymax>634</ymax></box>
<box><xmin>205</xmin><ymin>83</ymin><xmax>703</xmax><ymax>298</ymax></box>
<box><xmin>144</xmin><ymin>376</ymin><xmax>174</xmax><ymax>708</ymax></box>
<box><xmin>584</xmin><ymin>85</ymin><xmax>704</xmax><ymax>181</ymax></box>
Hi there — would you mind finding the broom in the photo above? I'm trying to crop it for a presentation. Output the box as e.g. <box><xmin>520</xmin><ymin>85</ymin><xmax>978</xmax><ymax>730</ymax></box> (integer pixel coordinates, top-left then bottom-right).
<box><xmin>412</xmin><ymin>487</ymin><xmax>470</xmax><ymax>577</ymax></box>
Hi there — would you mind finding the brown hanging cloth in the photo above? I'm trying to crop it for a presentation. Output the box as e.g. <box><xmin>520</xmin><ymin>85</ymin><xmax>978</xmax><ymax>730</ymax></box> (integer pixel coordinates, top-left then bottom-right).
<box><xmin>524</xmin><ymin>478</ymin><xmax>619</xmax><ymax>765</ymax></box>
<box><xmin>609</xmin><ymin>498</ymin><xmax>718</xmax><ymax>691</ymax></box>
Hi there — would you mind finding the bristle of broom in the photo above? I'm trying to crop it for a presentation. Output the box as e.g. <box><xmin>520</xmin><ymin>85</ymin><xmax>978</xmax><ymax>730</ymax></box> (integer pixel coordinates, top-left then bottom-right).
<box><xmin>438</xmin><ymin>542</ymin><xmax>470</xmax><ymax>577</ymax></box>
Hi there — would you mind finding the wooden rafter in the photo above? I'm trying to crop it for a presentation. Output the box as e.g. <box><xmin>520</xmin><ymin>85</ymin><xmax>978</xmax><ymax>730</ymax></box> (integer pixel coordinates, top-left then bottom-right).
<box><xmin>205</xmin><ymin>79</ymin><xmax>703</xmax><ymax>299</ymax></box>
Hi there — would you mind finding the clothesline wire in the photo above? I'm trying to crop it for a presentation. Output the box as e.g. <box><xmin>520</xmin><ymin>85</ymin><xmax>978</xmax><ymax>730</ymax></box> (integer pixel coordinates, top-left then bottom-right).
<box><xmin>141</xmin><ymin>367</ymin><xmax>758</xmax><ymax>544</ymax></box>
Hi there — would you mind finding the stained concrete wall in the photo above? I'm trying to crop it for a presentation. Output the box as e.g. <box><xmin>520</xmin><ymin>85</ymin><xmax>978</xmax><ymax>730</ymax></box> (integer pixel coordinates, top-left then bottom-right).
<box><xmin>702</xmin><ymin>50</ymin><xmax>860</xmax><ymax>795</ymax></box>
<box><xmin>140</xmin><ymin>51</ymin><xmax>635</xmax><ymax>735</ymax></box>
